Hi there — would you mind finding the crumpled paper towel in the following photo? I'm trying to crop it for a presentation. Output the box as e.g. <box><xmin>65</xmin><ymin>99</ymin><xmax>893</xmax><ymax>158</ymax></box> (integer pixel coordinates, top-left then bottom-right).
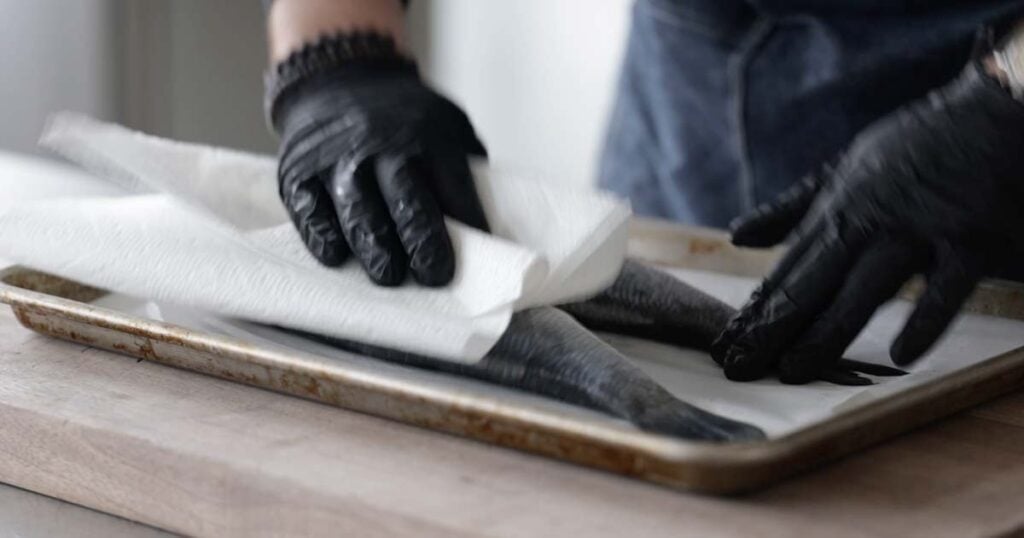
<box><xmin>0</xmin><ymin>113</ymin><xmax>631</xmax><ymax>362</ymax></box>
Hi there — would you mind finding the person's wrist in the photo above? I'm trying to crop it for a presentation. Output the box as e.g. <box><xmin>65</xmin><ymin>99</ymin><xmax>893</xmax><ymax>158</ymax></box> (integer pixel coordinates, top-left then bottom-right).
<box><xmin>268</xmin><ymin>0</ymin><xmax>408</xmax><ymax>63</ymax></box>
<box><xmin>265</xmin><ymin>31</ymin><xmax>418</xmax><ymax>134</ymax></box>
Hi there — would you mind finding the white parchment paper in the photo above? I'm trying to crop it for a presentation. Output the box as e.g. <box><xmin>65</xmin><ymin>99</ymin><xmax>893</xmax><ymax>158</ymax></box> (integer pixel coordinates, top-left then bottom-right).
<box><xmin>88</xmin><ymin>268</ymin><xmax>1024</xmax><ymax>438</ymax></box>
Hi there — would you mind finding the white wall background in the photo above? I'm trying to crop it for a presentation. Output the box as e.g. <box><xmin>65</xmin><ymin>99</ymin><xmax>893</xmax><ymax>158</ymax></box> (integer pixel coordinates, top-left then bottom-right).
<box><xmin>0</xmin><ymin>0</ymin><xmax>116</xmax><ymax>155</ymax></box>
<box><xmin>413</xmin><ymin>0</ymin><xmax>633</xmax><ymax>186</ymax></box>
<box><xmin>0</xmin><ymin>0</ymin><xmax>634</xmax><ymax>187</ymax></box>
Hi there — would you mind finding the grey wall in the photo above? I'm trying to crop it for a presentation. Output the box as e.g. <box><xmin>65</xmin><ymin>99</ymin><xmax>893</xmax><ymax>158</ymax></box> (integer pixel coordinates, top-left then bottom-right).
<box><xmin>0</xmin><ymin>0</ymin><xmax>117</xmax><ymax>155</ymax></box>
<box><xmin>164</xmin><ymin>1</ymin><xmax>274</xmax><ymax>153</ymax></box>
<box><xmin>0</xmin><ymin>0</ymin><xmax>273</xmax><ymax>157</ymax></box>
<box><xmin>119</xmin><ymin>0</ymin><xmax>275</xmax><ymax>154</ymax></box>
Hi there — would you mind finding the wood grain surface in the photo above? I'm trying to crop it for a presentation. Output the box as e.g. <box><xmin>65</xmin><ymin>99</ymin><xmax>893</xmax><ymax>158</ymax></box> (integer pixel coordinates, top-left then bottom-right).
<box><xmin>2</xmin><ymin>309</ymin><xmax>1024</xmax><ymax>537</ymax></box>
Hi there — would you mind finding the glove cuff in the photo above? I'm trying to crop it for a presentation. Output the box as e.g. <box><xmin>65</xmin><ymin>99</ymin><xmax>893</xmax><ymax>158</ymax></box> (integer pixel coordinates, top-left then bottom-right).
<box><xmin>265</xmin><ymin>31</ymin><xmax>418</xmax><ymax>133</ymax></box>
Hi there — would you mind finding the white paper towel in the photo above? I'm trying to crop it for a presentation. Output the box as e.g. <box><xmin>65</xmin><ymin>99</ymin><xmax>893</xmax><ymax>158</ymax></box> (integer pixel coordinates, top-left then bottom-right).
<box><xmin>0</xmin><ymin>114</ymin><xmax>631</xmax><ymax>362</ymax></box>
<box><xmin>0</xmin><ymin>151</ymin><xmax>126</xmax><ymax>202</ymax></box>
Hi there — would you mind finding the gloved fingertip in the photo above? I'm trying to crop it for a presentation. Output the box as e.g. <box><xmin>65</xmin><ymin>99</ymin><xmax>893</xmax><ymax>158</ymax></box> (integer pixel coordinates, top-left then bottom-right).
<box><xmin>892</xmin><ymin>258</ymin><xmax>981</xmax><ymax>366</ymax></box>
<box><xmin>728</xmin><ymin>216</ymin><xmax>758</xmax><ymax>246</ymax></box>
<box><xmin>723</xmin><ymin>368</ymin><xmax>757</xmax><ymax>382</ymax></box>
<box><xmin>777</xmin><ymin>360</ymin><xmax>818</xmax><ymax>385</ymax></box>
<box><xmin>889</xmin><ymin>335</ymin><xmax>925</xmax><ymax>367</ymax></box>
<box><xmin>402</xmin><ymin>215</ymin><xmax>458</xmax><ymax>287</ymax></box>
<box><xmin>710</xmin><ymin>320</ymin><xmax>746</xmax><ymax>366</ymax></box>
<box><xmin>467</xmin><ymin>134</ymin><xmax>488</xmax><ymax>158</ymax></box>
<box><xmin>411</xmin><ymin>252</ymin><xmax>455</xmax><ymax>287</ymax></box>
<box><xmin>363</xmin><ymin>252</ymin><xmax>407</xmax><ymax>287</ymax></box>
<box><xmin>315</xmin><ymin>247</ymin><xmax>348</xmax><ymax>267</ymax></box>
<box><xmin>729</xmin><ymin>214</ymin><xmax>779</xmax><ymax>249</ymax></box>
<box><xmin>722</xmin><ymin>352</ymin><xmax>767</xmax><ymax>382</ymax></box>
<box><xmin>368</xmin><ymin>266</ymin><xmax>406</xmax><ymax>287</ymax></box>
<box><xmin>301</xmin><ymin>226</ymin><xmax>349</xmax><ymax>267</ymax></box>
<box><xmin>709</xmin><ymin>344</ymin><xmax>729</xmax><ymax>367</ymax></box>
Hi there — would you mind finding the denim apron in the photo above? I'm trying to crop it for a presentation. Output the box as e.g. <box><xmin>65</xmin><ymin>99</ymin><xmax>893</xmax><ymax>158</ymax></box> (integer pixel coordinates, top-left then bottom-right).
<box><xmin>599</xmin><ymin>0</ymin><xmax>1024</xmax><ymax>228</ymax></box>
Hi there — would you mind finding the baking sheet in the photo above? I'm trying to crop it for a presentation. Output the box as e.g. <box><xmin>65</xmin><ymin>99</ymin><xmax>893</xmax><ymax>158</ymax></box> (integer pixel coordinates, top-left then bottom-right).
<box><xmin>89</xmin><ymin>266</ymin><xmax>1024</xmax><ymax>439</ymax></box>
<box><xmin>4</xmin><ymin>149</ymin><xmax>1023</xmax><ymax>439</ymax></box>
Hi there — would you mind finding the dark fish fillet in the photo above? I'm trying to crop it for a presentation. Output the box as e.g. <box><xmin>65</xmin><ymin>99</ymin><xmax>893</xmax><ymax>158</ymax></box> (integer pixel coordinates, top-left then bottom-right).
<box><xmin>293</xmin><ymin>305</ymin><xmax>764</xmax><ymax>442</ymax></box>
<box><xmin>289</xmin><ymin>260</ymin><xmax>908</xmax><ymax>441</ymax></box>
<box><xmin>559</xmin><ymin>259</ymin><xmax>734</xmax><ymax>350</ymax></box>
<box><xmin>561</xmin><ymin>260</ymin><xmax>907</xmax><ymax>385</ymax></box>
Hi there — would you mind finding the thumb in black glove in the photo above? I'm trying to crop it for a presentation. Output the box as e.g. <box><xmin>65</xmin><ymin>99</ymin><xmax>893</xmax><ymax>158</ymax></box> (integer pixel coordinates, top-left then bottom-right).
<box><xmin>271</xmin><ymin>36</ymin><xmax>488</xmax><ymax>287</ymax></box>
<box><xmin>712</xmin><ymin>61</ymin><xmax>1024</xmax><ymax>384</ymax></box>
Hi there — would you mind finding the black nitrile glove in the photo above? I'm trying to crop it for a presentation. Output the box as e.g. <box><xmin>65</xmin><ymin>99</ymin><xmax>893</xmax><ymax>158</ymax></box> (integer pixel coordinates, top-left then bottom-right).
<box><xmin>273</xmin><ymin>57</ymin><xmax>488</xmax><ymax>287</ymax></box>
<box><xmin>712</xmin><ymin>61</ymin><xmax>1024</xmax><ymax>384</ymax></box>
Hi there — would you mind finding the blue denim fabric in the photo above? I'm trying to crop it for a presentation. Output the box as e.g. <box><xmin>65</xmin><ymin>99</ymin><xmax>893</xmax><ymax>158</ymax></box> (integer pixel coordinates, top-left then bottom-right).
<box><xmin>599</xmin><ymin>0</ymin><xmax>1024</xmax><ymax>228</ymax></box>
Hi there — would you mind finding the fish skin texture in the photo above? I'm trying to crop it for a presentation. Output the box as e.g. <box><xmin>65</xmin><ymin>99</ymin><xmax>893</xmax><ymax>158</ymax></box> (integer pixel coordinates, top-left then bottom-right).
<box><xmin>292</xmin><ymin>261</ymin><xmax>907</xmax><ymax>441</ymax></box>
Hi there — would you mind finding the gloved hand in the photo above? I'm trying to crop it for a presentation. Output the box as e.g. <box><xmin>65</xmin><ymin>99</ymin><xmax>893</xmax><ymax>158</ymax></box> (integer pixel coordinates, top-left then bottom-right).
<box><xmin>712</xmin><ymin>61</ymin><xmax>1024</xmax><ymax>384</ymax></box>
<box><xmin>274</xmin><ymin>60</ymin><xmax>488</xmax><ymax>286</ymax></box>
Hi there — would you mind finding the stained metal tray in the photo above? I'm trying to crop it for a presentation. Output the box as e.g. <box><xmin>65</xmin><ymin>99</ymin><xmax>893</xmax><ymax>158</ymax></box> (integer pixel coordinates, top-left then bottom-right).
<box><xmin>2</xmin><ymin>220</ymin><xmax>1023</xmax><ymax>494</ymax></box>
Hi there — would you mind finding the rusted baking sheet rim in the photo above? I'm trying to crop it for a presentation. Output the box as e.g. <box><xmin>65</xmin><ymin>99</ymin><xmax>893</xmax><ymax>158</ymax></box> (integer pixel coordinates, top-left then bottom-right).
<box><xmin>3</xmin><ymin>264</ymin><xmax>1024</xmax><ymax>494</ymax></box>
